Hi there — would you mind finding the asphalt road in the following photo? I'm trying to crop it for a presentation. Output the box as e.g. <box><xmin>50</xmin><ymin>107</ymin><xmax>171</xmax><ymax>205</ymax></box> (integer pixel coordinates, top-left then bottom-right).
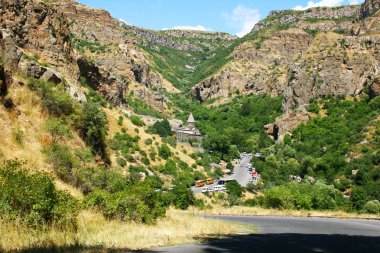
<box><xmin>191</xmin><ymin>154</ymin><xmax>253</xmax><ymax>194</ymax></box>
<box><xmin>227</xmin><ymin>154</ymin><xmax>253</xmax><ymax>187</ymax></box>
<box><xmin>144</xmin><ymin>216</ymin><xmax>380</xmax><ymax>253</ymax></box>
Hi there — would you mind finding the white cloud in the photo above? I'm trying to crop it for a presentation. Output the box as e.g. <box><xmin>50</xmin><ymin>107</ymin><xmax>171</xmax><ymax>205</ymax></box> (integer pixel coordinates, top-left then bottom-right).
<box><xmin>222</xmin><ymin>5</ymin><xmax>261</xmax><ymax>37</ymax></box>
<box><xmin>118</xmin><ymin>18</ymin><xmax>129</xmax><ymax>25</ymax></box>
<box><xmin>293</xmin><ymin>0</ymin><xmax>345</xmax><ymax>10</ymax></box>
<box><xmin>162</xmin><ymin>25</ymin><xmax>212</xmax><ymax>32</ymax></box>
<box><xmin>348</xmin><ymin>0</ymin><xmax>364</xmax><ymax>5</ymax></box>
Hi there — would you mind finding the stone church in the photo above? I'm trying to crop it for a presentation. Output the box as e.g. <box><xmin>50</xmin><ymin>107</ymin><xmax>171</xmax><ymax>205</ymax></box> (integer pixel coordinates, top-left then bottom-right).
<box><xmin>171</xmin><ymin>113</ymin><xmax>204</xmax><ymax>142</ymax></box>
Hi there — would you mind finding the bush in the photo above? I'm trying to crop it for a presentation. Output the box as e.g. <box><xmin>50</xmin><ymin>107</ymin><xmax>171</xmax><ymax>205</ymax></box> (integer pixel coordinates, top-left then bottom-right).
<box><xmin>364</xmin><ymin>200</ymin><xmax>380</xmax><ymax>214</ymax></box>
<box><xmin>159</xmin><ymin>159</ymin><xmax>177</xmax><ymax>175</ymax></box>
<box><xmin>77</xmin><ymin>102</ymin><xmax>109</xmax><ymax>162</ymax></box>
<box><xmin>71</xmin><ymin>167</ymin><xmax>127</xmax><ymax>194</ymax></box>
<box><xmin>0</xmin><ymin>160</ymin><xmax>79</xmax><ymax>230</ymax></box>
<box><xmin>130</xmin><ymin>115</ymin><xmax>145</xmax><ymax>126</ymax></box>
<box><xmin>262</xmin><ymin>182</ymin><xmax>347</xmax><ymax>211</ymax></box>
<box><xmin>168</xmin><ymin>185</ymin><xmax>195</xmax><ymax>210</ymax></box>
<box><xmin>85</xmin><ymin>182</ymin><xmax>167</xmax><ymax>224</ymax></box>
<box><xmin>351</xmin><ymin>186</ymin><xmax>368</xmax><ymax>210</ymax></box>
<box><xmin>152</xmin><ymin>119</ymin><xmax>172</xmax><ymax>137</ymax></box>
<box><xmin>163</xmin><ymin>136</ymin><xmax>177</xmax><ymax>148</ymax></box>
<box><xmin>116</xmin><ymin>157</ymin><xmax>126</xmax><ymax>167</ymax></box>
<box><xmin>44</xmin><ymin>117</ymin><xmax>72</xmax><ymax>143</ymax></box>
<box><xmin>28</xmin><ymin>79</ymin><xmax>76</xmax><ymax>117</ymax></box>
<box><xmin>44</xmin><ymin>144</ymin><xmax>76</xmax><ymax>180</ymax></box>
<box><xmin>226</xmin><ymin>180</ymin><xmax>243</xmax><ymax>197</ymax></box>
<box><xmin>158</xmin><ymin>143</ymin><xmax>172</xmax><ymax>159</ymax></box>
<box><xmin>117</xmin><ymin>115</ymin><xmax>124</xmax><ymax>126</ymax></box>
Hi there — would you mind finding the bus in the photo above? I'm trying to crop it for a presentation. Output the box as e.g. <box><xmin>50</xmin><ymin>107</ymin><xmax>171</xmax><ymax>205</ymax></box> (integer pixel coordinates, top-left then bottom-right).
<box><xmin>195</xmin><ymin>180</ymin><xmax>206</xmax><ymax>187</ymax></box>
<box><xmin>206</xmin><ymin>178</ymin><xmax>215</xmax><ymax>185</ymax></box>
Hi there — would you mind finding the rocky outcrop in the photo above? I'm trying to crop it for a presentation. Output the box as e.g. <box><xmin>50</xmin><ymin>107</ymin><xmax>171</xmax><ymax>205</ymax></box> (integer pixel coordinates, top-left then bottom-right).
<box><xmin>361</xmin><ymin>0</ymin><xmax>380</xmax><ymax>18</ymax></box>
<box><xmin>252</xmin><ymin>5</ymin><xmax>361</xmax><ymax>33</ymax></box>
<box><xmin>194</xmin><ymin>29</ymin><xmax>313</xmax><ymax>101</ymax></box>
<box><xmin>265</xmin><ymin>108</ymin><xmax>310</xmax><ymax>141</ymax></box>
<box><xmin>0</xmin><ymin>0</ymin><xmax>172</xmax><ymax>111</ymax></box>
<box><xmin>193</xmin><ymin>0</ymin><xmax>380</xmax><ymax>139</ymax></box>
<box><xmin>369</xmin><ymin>75</ymin><xmax>380</xmax><ymax>99</ymax></box>
<box><xmin>124</xmin><ymin>25</ymin><xmax>236</xmax><ymax>52</ymax></box>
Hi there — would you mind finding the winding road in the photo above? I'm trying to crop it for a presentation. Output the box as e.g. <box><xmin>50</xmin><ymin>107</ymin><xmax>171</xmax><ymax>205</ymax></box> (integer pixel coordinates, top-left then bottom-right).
<box><xmin>146</xmin><ymin>216</ymin><xmax>380</xmax><ymax>253</ymax></box>
<box><xmin>191</xmin><ymin>154</ymin><xmax>253</xmax><ymax>194</ymax></box>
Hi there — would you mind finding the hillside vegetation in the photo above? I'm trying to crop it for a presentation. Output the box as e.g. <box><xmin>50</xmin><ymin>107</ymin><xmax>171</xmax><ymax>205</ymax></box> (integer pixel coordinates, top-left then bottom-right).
<box><xmin>244</xmin><ymin>95</ymin><xmax>380</xmax><ymax>212</ymax></box>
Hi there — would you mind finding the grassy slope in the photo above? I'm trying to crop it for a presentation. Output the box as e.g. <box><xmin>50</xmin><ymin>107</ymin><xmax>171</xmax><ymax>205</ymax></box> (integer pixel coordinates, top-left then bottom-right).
<box><xmin>0</xmin><ymin>77</ymin><xmax>253</xmax><ymax>251</ymax></box>
<box><xmin>140</xmin><ymin>36</ymin><xmax>239</xmax><ymax>91</ymax></box>
<box><xmin>0</xmin><ymin>208</ymin><xmax>254</xmax><ymax>251</ymax></box>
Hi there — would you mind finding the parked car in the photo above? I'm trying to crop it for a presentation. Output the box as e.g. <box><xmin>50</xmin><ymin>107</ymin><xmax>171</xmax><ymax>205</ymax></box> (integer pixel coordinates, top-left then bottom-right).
<box><xmin>201</xmin><ymin>187</ymin><xmax>209</xmax><ymax>193</ymax></box>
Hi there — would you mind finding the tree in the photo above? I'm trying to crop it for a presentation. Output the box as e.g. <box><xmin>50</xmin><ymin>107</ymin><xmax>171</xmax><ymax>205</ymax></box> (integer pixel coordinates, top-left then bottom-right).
<box><xmin>202</xmin><ymin>133</ymin><xmax>230</xmax><ymax>156</ymax></box>
<box><xmin>169</xmin><ymin>185</ymin><xmax>195</xmax><ymax>210</ymax></box>
<box><xmin>77</xmin><ymin>102</ymin><xmax>109</xmax><ymax>162</ymax></box>
<box><xmin>226</xmin><ymin>180</ymin><xmax>243</xmax><ymax>197</ymax></box>
<box><xmin>351</xmin><ymin>186</ymin><xmax>368</xmax><ymax>210</ymax></box>
<box><xmin>227</xmin><ymin>161</ymin><xmax>234</xmax><ymax>173</ymax></box>
<box><xmin>158</xmin><ymin>144</ymin><xmax>172</xmax><ymax>159</ymax></box>
<box><xmin>44</xmin><ymin>118</ymin><xmax>72</xmax><ymax>143</ymax></box>
<box><xmin>153</xmin><ymin>119</ymin><xmax>172</xmax><ymax>137</ymax></box>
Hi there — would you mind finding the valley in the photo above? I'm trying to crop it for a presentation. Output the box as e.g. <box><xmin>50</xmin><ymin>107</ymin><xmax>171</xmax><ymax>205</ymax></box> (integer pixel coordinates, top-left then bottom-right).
<box><xmin>0</xmin><ymin>0</ymin><xmax>379</xmax><ymax>251</ymax></box>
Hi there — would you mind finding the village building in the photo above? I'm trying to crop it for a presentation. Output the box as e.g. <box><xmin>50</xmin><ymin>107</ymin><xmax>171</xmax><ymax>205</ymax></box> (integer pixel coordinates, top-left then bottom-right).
<box><xmin>171</xmin><ymin>113</ymin><xmax>205</xmax><ymax>142</ymax></box>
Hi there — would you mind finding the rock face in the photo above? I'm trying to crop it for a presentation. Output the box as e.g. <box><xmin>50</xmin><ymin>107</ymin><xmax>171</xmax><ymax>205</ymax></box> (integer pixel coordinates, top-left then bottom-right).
<box><xmin>124</xmin><ymin>25</ymin><xmax>236</xmax><ymax>52</ymax></box>
<box><xmin>252</xmin><ymin>6</ymin><xmax>361</xmax><ymax>33</ymax></box>
<box><xmin>361</xmin><ymin>0</ymin><xmax>380</xmax><ymax>18</ymax></box>
<box><xmin>193</xmin><ymin>0</ymin><xmax>380</xmax><ymax>139</ymax></box>
<box><xmin>0</xmin><ymin>0</ymin><xmax>173</xmax><ymax>110</ymax></box>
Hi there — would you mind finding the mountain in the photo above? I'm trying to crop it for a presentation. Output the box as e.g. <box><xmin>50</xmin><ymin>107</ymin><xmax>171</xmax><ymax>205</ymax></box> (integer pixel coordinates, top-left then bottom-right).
<box><xmin>192</xmin><ymin>0</ymin><xmax>380</xmax><ymax>138</ymax></box>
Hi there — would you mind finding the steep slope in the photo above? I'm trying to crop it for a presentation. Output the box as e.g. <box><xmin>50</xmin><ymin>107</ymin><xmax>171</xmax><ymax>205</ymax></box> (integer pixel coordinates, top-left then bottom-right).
<box><xmin>0</xmin><ymin>0</ymin><xmax>176</xmax><ymax>114</ymax></box>
<box><xmin>192</xmin><ymin>0</ymin><xmax>380</xmax><ymax>139</ymax></box>
<box><xmin>123</xmin><ymin>24</ymin><xmax>237</xmax><ymax>90</ymax></box>
<box><xmin>194</xmin><ymin>3</ymin><xmax>379</xmax><ymax>104</ymax></box>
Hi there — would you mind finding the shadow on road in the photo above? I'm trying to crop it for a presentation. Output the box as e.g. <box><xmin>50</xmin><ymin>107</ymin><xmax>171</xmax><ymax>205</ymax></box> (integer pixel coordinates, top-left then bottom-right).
<box><xmin>9</xmin><ymin>233</ymin><xmax>380</xmax><ymax>253</ymax></box>
<box><xmin>190</xmin><ymin>233</ymin><xmax>380</xmax><ymax>253</ymax></box>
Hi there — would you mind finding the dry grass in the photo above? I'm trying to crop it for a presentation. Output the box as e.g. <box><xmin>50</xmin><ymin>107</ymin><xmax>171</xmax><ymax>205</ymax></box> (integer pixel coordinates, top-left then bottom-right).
<box><xmin>104</xmin><ymin>107</ymin><xmax>198</xmax><ymax>168</ymax></box>
<box><xmin>0</xmin><ymin>208</ymin><xmax>254</xmax><ymax>252</ymax></box>
<box><xmin>188</xmin><ymin>205</ymin><xmax>380</xmax><ymax>219</ymax></box>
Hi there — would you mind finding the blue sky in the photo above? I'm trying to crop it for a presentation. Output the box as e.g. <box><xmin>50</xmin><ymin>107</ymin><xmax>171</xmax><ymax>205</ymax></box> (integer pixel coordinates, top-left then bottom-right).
<box><xmin>77</xmin><ymin>0</ymin><xmax>364</xmax><ymax>37</ymax></box>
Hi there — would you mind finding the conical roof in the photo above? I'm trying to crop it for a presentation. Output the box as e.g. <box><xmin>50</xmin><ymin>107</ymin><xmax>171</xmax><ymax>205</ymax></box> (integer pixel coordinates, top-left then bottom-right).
<box><xmin>187</xmin><ymin>113</ymin><xmax>195</xmax><ymax>123</ymax></box>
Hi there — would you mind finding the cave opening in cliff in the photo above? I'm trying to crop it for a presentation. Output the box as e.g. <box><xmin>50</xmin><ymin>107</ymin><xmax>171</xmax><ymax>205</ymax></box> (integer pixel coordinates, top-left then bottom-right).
<box><xmin>273</xmin><ymin>125</ymin><xmax>279</xmax><ymax>141</ymax></box>
<box><xmin>0</xmin><ymin>64</ymin><xmax>6</xmax><ymax>96</ymax></box>
<box><xmin>194</xmin><ymin>87</ymin><xmax>203</xmax><ymax>103</ymax></box>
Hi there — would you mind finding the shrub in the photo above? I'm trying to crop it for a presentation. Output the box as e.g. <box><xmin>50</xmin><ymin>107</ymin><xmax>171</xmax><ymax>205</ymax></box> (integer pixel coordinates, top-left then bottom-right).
<box><xmin>85</xmin><ymin>182</ymin><xmax>167</xmax><ymax>224</ymax></box>
<box><xmin>0</xmin><ymin>160</ymin><xmax>79</xmax><ymax>230</ymax></box>
<box><xmin>152</xmin><ymin>119</ymin><xmax>172</xmax><ymax>137</ymax></box>
<box><xmin>77</xmin><ymin>102</ymin><xmax>109</xmax><ymax>162</ymax></box>
<box><xmin>163</xmin><ymin>136</ymin><xmax>177</xmax><ymax>148</ymax></box>
<box><xmin>130</xmin><ymin>115</ymin><xmax>145</xmax><ymax>126</ymax></box>
<box><xmin>44</xmin><ymin>144</ymin><xmax>76</xmax><ymax>180</ymax></box>
<box><xmin>159</xmin><ymin>159</ymin><xmax>177</xmax><ymax>175</ymax></box>
<box><xmin>168</xmin><ymin>185</ymin><xmax>195</xmax><ymax>210</ymax></box>
<box><xmin>72</xmin><ymin>167</ymin><xmax>128</xmax><ymax>194</ymax></box>
<box><xmin>44</xmin><ymin>117</ymin><xmax>72</xmax><ymax>143</ymax></box>
<box><xmin>226</xmin><ymin>180</ymin><xmax>243</xmax><ymax>197</ymax></box>
<box><xmin>28</xmin><ymin>79</ymin><xmax>76</xmax><ymax>117</ymax></box>
<box><xmin>116</xmin><ymin>157</ymin><xmax>126</xmax><ymax>167</ymax></box>
<box><xmin>117</xmin><ymin>115</ymin><xmax>124</xmax><ymax>126</ymax></box>
<box><xmin>158</xmin><ymin>143</ymin><xmax>172</xmax><ymax>159</ymax></box>
<box><xmin>262</xmin><ymin>182</ymin><xmax>347</xmax><ymax>211</ymax></box>
<box><xmin>145</xmin><ymin>138</ymin><xmax>153</xmax><ymax>145</ymax></box>
<box><xmin>364</xmin><ymin>200</ymin><xmax>380</xmax><ymax>214</ymax></box>
<box><xmin>351</xmin><ymin>186</ymin><xmax>368</xmax><ymax>210</ymax></box>
<box><xmin>75</xmin><ymin>148</ymin><xmax>94</xmax><ymax>164</ymax></box>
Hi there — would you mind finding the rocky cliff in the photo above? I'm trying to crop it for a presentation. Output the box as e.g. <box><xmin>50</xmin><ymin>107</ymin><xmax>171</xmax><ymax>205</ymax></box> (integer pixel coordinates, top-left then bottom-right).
<box><xmin>193</xmin><ymin>0</ymin><xmax>380</xmax><ymax>140</ymax></box>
